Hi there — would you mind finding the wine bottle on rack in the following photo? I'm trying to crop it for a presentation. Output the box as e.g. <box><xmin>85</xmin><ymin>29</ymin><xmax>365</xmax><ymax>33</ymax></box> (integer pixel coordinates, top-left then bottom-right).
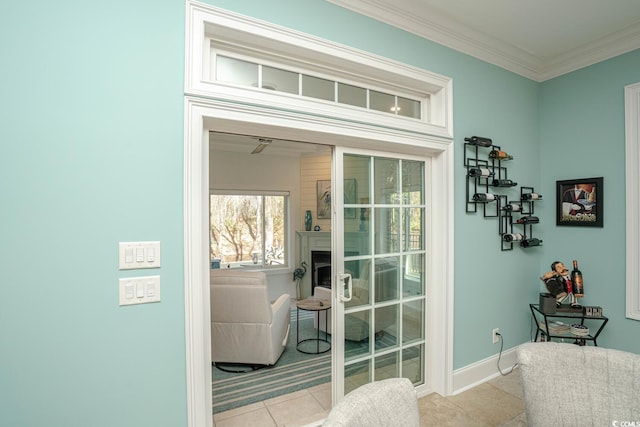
<box><xmin>520</xmin><ymin>238</ymin><xmax>542</xmax><ymax>247</ymax></box>
<box><xmin>571</xmin><ymin>260</ymin><xmax>584</xmax><ymax>297</ymax></box>
<box><xmin>501</xmin><ymin>203</ymin><xmax>522</xmax><ymax>212</ymax></box>
<box><xmin>491</xmin><ymin>179</ymin><xmax>517</xmax><ymax>187</ymax></box>
<box><xmin>472</xmin><ymin>193</ymin><xmax>497</xmax><ymax>202</ymax></box>
<box><xmin>464</xmin><ymin>136</ymin><xmax>492</xmax><ymax>147</ymax></box>
<box><xmin>489</xmin><ymin>150</ymin><xmax>513</xmax><ymax>160</ymax></box>
<box><xmin>522</xmin><ymin>193</ymin><xmax>542</xmax><ymax>200</ymax></box>
<box><xmin>516</xmin><ymin>216</ymin><xmax>539</xmax><ymax>224</ymax></box>
<box><xmin>468</xmin><ymin>167</ymin><xmax>493</xmax><ymax>178</ymax></box>
<box><xmin>503</xmin><ymin>233</ymin><xmax>524</xmax><ymax>242</ymax></box>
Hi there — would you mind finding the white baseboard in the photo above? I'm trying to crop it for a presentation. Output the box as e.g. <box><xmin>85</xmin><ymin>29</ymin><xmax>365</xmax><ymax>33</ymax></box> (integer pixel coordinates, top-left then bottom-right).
<box><xmin>451</xmin><ymin>345</ymin><xmax>520</xmax><ymax>395</ymax></box>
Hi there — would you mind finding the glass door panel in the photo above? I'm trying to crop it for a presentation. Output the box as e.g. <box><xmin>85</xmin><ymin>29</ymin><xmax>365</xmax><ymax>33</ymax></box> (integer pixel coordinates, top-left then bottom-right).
<box><xmin>374</xmin><ymin>208</ymin><xmax>400</xmax><ymax>253</ymax></box>
<box><xmin>374</xmin><ymin>256</ymin><xmax>399</xmax><ymax>303</ymax></box>
<box><xmin>335</xmin><ymin>149</ymin><xmax>427</xmax><ymax>400</ymax></box>
<box><xmin>373</xmin><ymin>158</ymin><xmax>400</xmax><ymax>204</ymax></box>
<box><xmin>403</xmin><ymin>253</ymin><xmax>425</xmax><ymax>297</ymax></box>
<box><xmin>344</xmin><ymin>360</ymin><xmax>370</xmax><ymax>394</ymax></box>
<box><xmin>374</xmin><ymin>352</ymin><xmax>399</xmax><ymax>380</ymax></box>
<box><xmin>402</xmin><ymin>344</ymin><xmax>424</xmax><ymax>384</ymax></box>
<box><xmin>374</xmin><ymin>304</ymin><xmax>398</xmax><ymax>351</ymax></box>
<box><xmin>403</xmin><ymin>208</ymin><xmax>424</xmax><ymax>250</ymax></box>
<box><xmin>402</xmin><ymin>160</ymin><xmax>424</xmax><ymax>204</ymax></box>
<box><xmin>402</xmin><ymin>300</ymin><xmax>425</xmax><ymax>344</ymax></box>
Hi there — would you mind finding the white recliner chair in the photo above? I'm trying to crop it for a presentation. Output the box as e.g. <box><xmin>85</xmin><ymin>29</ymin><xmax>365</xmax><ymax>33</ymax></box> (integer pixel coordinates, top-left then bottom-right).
<box><xmin>210</xmin><ymin>269</ymin><xmax>290</xmax><ymax>366</ymax></box>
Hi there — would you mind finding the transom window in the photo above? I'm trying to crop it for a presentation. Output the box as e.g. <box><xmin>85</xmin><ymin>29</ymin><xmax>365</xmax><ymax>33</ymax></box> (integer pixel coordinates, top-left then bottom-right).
<box><xmin>209</xmin><ymin>192</ymin><xmax>288</xmax><ymax>268</ymax></box>
<box><xmin>213</xmin><ymin>54</ymin><xmax>422</xmax><ymax>120</ymax></box>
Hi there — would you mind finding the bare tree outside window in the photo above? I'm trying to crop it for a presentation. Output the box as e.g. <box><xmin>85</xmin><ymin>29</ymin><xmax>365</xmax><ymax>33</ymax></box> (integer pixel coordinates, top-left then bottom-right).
<box><xmin>210</xmin><ymin>193</ymin><xmax>287</xmax><ymax>267</ymax></box>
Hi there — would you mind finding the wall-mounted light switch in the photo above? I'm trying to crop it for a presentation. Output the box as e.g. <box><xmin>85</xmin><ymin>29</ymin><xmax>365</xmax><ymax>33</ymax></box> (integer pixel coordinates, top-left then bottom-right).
<box><xmin>119</xmin><ymin>241</ymin><xmax>161</xmax><ymax>270</ymax></box>
<box><xmin>119</xmin><ymin>276</ymin><xmax>161</xmax><ymax>306</ymax></box>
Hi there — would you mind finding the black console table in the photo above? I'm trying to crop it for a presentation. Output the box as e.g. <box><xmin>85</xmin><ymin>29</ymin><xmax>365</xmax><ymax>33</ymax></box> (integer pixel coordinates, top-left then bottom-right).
<box><xmin>529</xmin><ymin>304</ymin><xmax>608</xmax><ymax>346</ymax></box>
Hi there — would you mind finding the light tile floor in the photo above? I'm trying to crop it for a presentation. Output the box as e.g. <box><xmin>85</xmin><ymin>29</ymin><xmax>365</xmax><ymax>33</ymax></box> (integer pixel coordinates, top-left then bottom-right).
<box><xmin>212</xmin><ymin>369</ymin><xmax>526</xmax><ymax>426</ymax></box>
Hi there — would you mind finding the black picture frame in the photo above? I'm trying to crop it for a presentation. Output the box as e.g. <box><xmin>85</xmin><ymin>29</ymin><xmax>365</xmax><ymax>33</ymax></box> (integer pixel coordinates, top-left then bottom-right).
<box><xmin>556</xmin><ymin>177</ymin><xmax>603</xmax><ymax>227</ymax></box>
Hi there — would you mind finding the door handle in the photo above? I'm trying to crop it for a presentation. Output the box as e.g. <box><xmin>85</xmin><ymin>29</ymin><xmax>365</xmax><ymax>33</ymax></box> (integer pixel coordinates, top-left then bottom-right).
<box><xmin>338</xmin><ymin>273</ymin><xmax>352</xmax><ymax>302</ymax></box>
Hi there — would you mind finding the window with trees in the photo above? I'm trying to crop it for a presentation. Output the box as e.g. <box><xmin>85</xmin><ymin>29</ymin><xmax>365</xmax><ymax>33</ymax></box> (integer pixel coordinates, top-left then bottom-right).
<box><xmin>209</xmin><ymin>192</ymin><xmax>288</xmax><ymax>268</ymax></box>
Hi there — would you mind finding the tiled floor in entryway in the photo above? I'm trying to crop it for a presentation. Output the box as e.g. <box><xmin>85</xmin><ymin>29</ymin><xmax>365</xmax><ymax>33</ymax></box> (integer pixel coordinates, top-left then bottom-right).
<box><xmin>212</xmin><ymin>368</ymin><xmax>526</xmax><ymax>427</ymax></box>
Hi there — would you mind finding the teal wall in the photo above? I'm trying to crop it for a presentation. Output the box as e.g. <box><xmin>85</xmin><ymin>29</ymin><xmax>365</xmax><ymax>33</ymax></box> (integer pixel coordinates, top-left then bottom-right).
<box><xmin>1</xmin><ymin>1</ymin><xmax>187</xmax><ymax>426</ymax></box>
<box><xmin>1</xmin><ymin>0</ymin><xmax>637</xmax><ymax>425</ymax></box>
<box><xmin>539</xmin><ymin>49</ymin><xmax>640</xmax><ymax>353</ymax></box>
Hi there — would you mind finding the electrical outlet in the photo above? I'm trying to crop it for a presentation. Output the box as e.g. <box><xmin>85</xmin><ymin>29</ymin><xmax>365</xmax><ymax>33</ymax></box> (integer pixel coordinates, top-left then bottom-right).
<box><xmin>492</xmin><ymin>328</ymin><xmax>500</xmax><ymax>344</ymax></box>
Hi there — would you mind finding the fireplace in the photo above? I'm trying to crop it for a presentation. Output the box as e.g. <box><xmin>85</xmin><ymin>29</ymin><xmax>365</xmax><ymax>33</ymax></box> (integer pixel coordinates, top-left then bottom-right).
<box><xmin>311</xmin><ymin>250</ymin><xmax>361</xmax><ymax>295</ymax></box>
<box><xmin>297</xmin><ymin>231</ymin><xmax>367</xmax><ymax>298</ymax></box>
<box><xmin>311</xmin><ymin>251</ymin><xmax>331</xmax><ymax>295</ymax></box>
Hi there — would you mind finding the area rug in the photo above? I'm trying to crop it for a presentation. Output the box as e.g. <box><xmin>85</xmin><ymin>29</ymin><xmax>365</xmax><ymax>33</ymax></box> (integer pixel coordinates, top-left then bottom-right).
<box><xmin>211</xmin><ymin>308</ymin><xmax>403</xmax><ymax>414</ymax></box>
<box><xmin>212</xmin><ymin>309</ymin><xmax>331</xmax><ymax>414</ymax></box>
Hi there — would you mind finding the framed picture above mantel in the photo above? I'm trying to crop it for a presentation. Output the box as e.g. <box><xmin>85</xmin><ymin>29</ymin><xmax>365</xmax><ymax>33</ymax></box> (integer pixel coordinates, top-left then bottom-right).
<box><xmin>316</xmin><ymin>179</ymin><xmax>357</xmax><ymax>219</ymax></box>
<box><xmin>556</xmin><ymin>177</ymin><xmax>603</xmax><ymax>227</ymax></box>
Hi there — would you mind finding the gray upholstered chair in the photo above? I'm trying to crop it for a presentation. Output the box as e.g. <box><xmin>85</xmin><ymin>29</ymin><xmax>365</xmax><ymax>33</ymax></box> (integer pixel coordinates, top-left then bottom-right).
<box><xmin>517</xmin><ymin>342</ymin><xmax>640</xmax><ymax>426</ymax></box>
<box><xmin>210</xmin><ymin>269</ymin><xmax>290</xmax><ymax>366</ymax></box>
<box><xmin>322</xmin><ymin>378</ymin><xmax>419</xmax><ymax>426</ymax></box>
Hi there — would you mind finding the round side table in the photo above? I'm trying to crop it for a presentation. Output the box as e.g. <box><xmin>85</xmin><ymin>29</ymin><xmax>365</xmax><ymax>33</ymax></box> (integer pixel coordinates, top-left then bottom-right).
<box><xmin>296</xmin><ymin>298</ymin><xmax>331</xmax><ymax>354</ymax></box>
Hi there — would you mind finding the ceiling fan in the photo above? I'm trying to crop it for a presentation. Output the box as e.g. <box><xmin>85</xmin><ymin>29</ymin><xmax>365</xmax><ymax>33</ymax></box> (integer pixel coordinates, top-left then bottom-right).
<box><xmin>251</xmin><ymin>138</ymin><xmax>272</xmax><ymax>154</ymax></box>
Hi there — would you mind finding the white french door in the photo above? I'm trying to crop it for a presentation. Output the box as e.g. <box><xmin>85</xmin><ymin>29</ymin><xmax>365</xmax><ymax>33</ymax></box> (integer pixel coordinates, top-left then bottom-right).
<box><xmin>332</xmin><ymin>147</ymin><xmax>428</xmax><ymax>399</ymax></box>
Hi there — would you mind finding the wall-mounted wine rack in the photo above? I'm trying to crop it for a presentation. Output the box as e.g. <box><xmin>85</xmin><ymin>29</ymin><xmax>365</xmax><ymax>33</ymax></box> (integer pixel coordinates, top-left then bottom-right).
<box><xmin>464</xmin><ymin>136</ymin><xmax>542</xmax><ymax>251</ymax></box>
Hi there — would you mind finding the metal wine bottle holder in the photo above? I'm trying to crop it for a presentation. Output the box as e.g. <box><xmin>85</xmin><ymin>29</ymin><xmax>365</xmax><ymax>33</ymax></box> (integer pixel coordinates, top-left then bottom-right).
<box><xmin>464</xmin><ymin>138</ymin><xmax>542</xmax><ymax>251</ymax></box>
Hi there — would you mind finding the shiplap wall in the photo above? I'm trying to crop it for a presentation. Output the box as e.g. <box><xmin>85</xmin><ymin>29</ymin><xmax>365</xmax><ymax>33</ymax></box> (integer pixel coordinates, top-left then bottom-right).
<box><xmin>301</xmin><ymin>154</ymin><xmax>332</xmax><ymax>231</ymax></box>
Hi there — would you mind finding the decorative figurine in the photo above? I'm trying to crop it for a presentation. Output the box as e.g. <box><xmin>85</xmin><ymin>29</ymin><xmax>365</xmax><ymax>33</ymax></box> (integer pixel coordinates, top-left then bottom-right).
<box><xmin>540</xmin><ymin>261</ymin><xmax>582</xmax><ymax>308</ymax></box>
<box><xmin>292</xmin><ymin>261</ymin><xmax>307</xmax><ymax>300</ymax></box>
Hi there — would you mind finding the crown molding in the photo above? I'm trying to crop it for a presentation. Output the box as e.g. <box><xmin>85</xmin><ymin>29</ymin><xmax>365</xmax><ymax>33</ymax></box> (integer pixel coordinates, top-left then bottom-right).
<box><xmin>539</xmin><ymin>24</ymin><xmax>640</xmax><ymax>81</ymax></box>
<box><xmin>328</xmin><ymin>0</ymin><xmax>640</xmax><ymax>82</ymax></box>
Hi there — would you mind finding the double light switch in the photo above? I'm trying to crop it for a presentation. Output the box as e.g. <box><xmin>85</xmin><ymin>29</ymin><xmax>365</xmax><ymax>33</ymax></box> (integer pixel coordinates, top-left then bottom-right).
<box><xmin>119</xmin><ymin>241</ymin><xmax>161</xmax><ymax>306</ymax></box>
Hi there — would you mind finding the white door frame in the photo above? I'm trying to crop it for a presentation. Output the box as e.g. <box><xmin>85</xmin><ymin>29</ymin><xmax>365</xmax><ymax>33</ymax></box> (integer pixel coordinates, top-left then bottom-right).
<box><xmin>183</xmin><ymin>96</ymin><xmax>454</xmax><ymax>427</ymax></box>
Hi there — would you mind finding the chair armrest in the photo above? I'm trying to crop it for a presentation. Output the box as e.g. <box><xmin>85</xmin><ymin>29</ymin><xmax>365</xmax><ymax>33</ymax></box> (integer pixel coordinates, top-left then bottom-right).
<box><xmin>271</xmin><ymin>294</ymin><xmax>290</xmax><ymax>316</ymax></box>
<box><xmin>271</xmin><ymin>294</ymin><xmax>291</xmax><ymax>348</ymax></box>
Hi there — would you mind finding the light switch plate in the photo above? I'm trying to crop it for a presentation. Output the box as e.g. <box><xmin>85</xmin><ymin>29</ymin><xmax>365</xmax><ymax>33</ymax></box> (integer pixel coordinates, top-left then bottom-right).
<box><xmin>119</xmin><ymin>241</ymin><xmax>161</xmax><ymax>270</ymax></box>
<box><xmin>119</xmin><ymin>276</ymin><xmax>161</xmax><ymax>306</ymax></box>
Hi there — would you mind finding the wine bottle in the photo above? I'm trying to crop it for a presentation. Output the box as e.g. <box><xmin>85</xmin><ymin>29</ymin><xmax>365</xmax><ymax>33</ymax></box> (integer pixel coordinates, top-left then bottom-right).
<box><xmin>468</xmin><ymin>167</ymin><xmax>493</xmax><ymax>178</ymax></box>
<box><xmin>489</xmin><ymin>150</ymin><xmax>513</xmax><ymax>160</ymax></box>
<box><xmin>491</xmin><ymin>179</ymin><xmax>517</xmax><ymax>187</ymax></box>
<box><xmin>520</xmin><ymin>238</ymin><xmax>542</xmax><ymax>248</ymax></box>
<box><xmin>472</xmin><ymin>193</ymin><xmax>496</xmax><ymax>202</ymax></box>
<box><xmin>464</xmin><ymin>136</ymin><xmax>492</xmax><ymax>147</ymax></box>
<box><xmin>571</xmin><ymin>260</ymin><xmax>584</xmax><ymax>297</ymax></box>
<box><xmin>522</xmin><ymin>193</ymin><xmax>542</xmax><ymax>200</ymax></box>
<box><xmin>516</xmin><ymin>216</ymin><xmax>539</xmax><ymax>224</ymax></box>
<box><xmin>501</xmin><ymin>203</ymin><xmax>522</xmax><ymax>212</ymax></box>
<box><xmin>503</xmin><ymin>233</ymin><xmax>523</xmax><ymax>242</ymax></box>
